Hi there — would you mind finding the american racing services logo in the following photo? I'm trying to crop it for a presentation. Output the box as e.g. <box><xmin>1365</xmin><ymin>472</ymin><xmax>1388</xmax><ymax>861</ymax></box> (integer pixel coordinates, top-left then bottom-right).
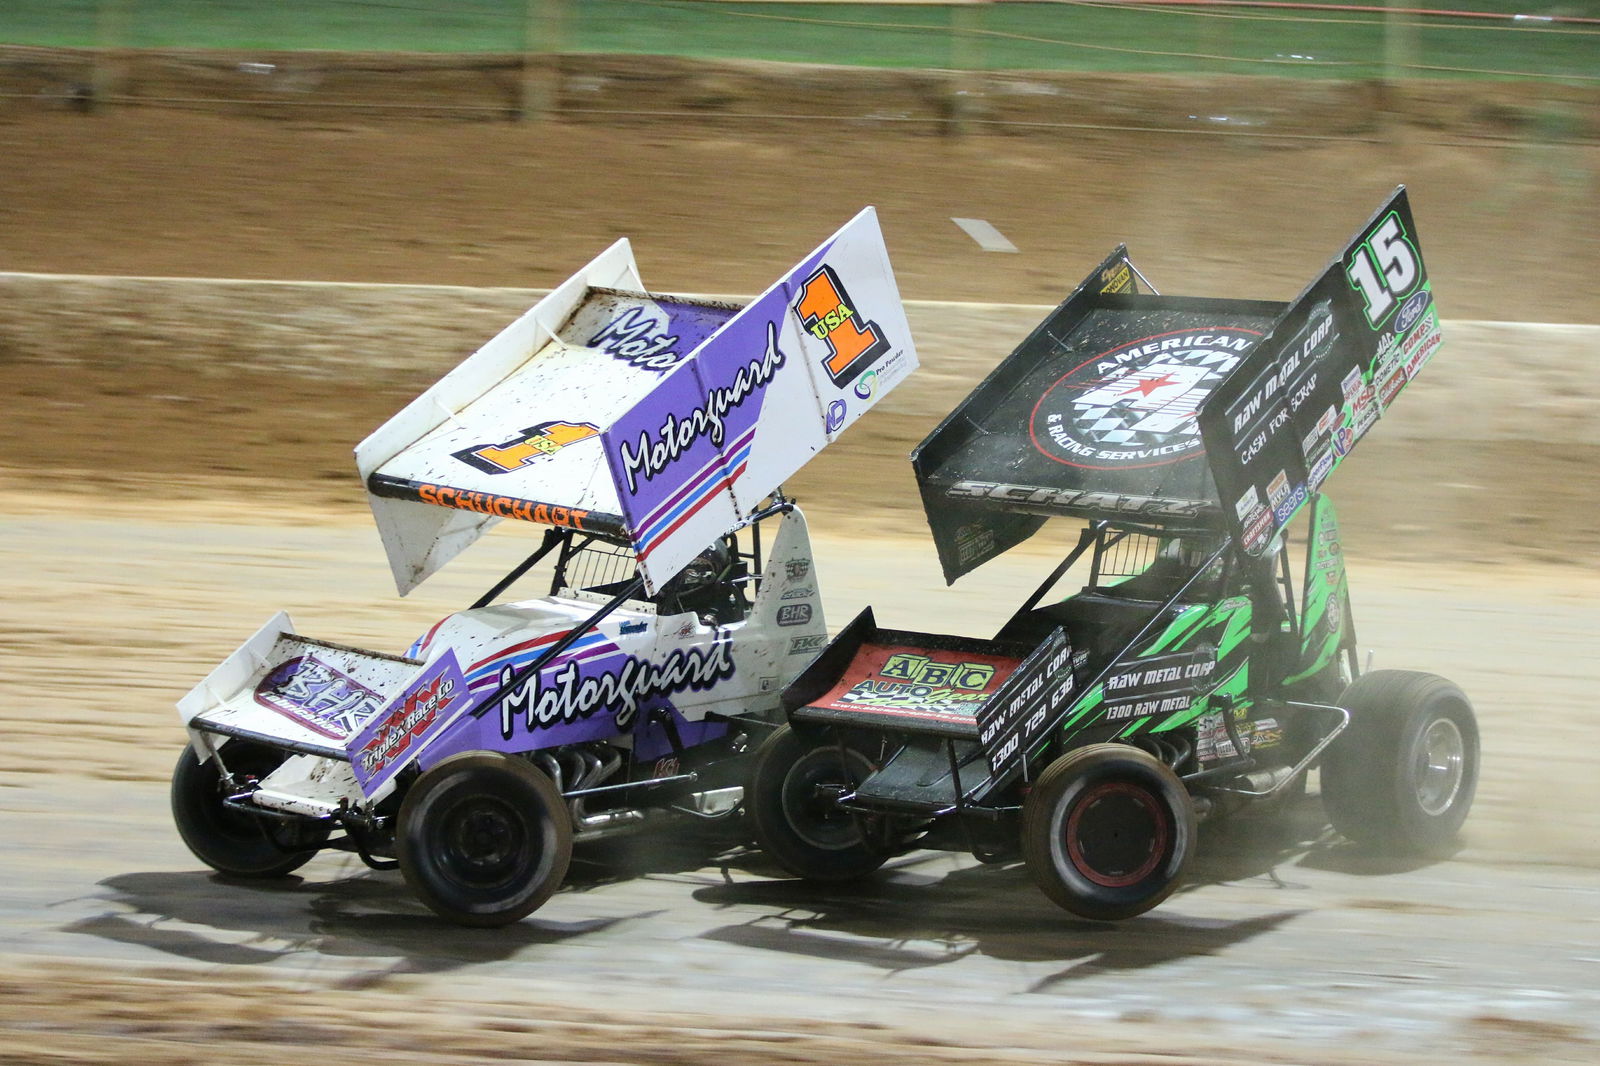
<box><xmin>453</xmin><ymin>420</ymin><xmax>600</xmax><ymax>475</ymax></box>
<box><xmin>1029</xmin><ymin>328</ymin><xmax>1258</xmax><ymax>468</ymax></box>
<box><xmin>793</xmin><ymin>264</ymin><xmax>891</xmax><ymax>387</ymax></box>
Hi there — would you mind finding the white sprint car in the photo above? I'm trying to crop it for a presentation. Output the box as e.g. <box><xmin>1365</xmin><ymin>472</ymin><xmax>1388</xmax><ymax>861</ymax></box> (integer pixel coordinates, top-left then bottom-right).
<box><xmin>172</xmin><ymin>208</ymin><xmax>918</xmax><ymax>925</ymax></box>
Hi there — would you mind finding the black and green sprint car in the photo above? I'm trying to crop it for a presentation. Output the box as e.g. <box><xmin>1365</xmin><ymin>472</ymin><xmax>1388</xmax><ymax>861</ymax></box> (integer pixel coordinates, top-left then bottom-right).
<box><xmin>746</xmin><ymin>188</ymin><xmax>1479</xmax><ymax>920</ymax></box>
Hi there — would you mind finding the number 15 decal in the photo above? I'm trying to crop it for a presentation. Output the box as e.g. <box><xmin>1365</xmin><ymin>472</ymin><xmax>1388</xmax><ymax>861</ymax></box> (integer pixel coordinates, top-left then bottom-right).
<box><xmin>1345</xmin><ymin>212</ymin><xmax>1421</xmax><ymax>329</ymax></box>
<box><xmin>794</xmin><ymin>264</ymin><xmax>891</xmax><ymax>386</ymax></box>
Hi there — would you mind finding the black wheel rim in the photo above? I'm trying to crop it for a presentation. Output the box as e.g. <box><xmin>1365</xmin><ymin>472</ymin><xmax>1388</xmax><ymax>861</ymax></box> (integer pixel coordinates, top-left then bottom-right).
<box><xmin>1065</xmin><ymin>781</ymin><xmax>1170</xmax><ymax>888</ymax></box>
<box><xmin>781</xmin><ymin>749</ymin><xmax>869</xmax><ymax>852</ymax></box>
<box><xmin>435</xmin><ymin>794</ymin><xmax>535</xmax><ymax>893</ymax></box>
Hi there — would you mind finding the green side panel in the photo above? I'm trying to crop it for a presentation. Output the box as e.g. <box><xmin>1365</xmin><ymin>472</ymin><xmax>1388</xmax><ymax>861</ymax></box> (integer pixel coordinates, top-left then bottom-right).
<box><xmin>1053</xmin><ymin>594</ymin><xmax>1255</xmax><ymax>743</ymax></box>
<box><xmin>1284</xmin><ymin>494</ymin><xmax>1350</xmax><ymax>686</ymax></box>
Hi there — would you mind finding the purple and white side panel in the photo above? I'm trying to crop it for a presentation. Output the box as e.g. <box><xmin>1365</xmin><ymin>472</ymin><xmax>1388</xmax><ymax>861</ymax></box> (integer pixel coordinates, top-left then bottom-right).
<box><xmin>603</xmin><ymin>207</ymin><xmax>918</xmax><ymax>594</ymax></box>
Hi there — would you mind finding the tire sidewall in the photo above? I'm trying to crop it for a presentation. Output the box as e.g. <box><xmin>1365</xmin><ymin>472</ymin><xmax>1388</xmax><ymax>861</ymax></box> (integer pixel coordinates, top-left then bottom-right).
<box><xmin>1025</xmin><ymin>745</ymin><xmax>1194</xmax><ymax>921</ymax></box>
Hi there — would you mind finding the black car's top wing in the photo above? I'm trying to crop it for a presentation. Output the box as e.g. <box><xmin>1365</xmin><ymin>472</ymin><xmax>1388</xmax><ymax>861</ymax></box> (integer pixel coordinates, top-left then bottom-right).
<box><xmin>914</xmin><ymin>188</ymin><xmax>1442</xmax><ymax>583</ymax></box>
<box><xmin>912</xmin><ymin>246</ymin><xmax>1282</xmax><ymax>583</ymax></box>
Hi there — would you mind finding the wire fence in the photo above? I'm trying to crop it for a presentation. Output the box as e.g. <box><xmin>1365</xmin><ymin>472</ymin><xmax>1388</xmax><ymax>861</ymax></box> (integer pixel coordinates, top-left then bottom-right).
<box><xmin>2</xmin><ymin>1</ymin><xmax>1596</xmax><ymax>133</ymax></box>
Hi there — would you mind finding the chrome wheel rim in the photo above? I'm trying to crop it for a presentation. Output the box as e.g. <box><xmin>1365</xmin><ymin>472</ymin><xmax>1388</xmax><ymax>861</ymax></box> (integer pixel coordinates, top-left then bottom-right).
<box><xmin>1412</xmin><ymin>716</ymin><xmax>1466</xmax><ymax>817</ymax></box>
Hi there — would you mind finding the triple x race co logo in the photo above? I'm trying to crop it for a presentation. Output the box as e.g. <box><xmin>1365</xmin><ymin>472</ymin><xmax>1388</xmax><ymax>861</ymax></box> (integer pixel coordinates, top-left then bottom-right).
<box><xmin>453</xmin><ymin>420</ymin><xmax>600</xmax><ymax>475</ymax></box>
<box><xmin>794</xmin><ymin>264</ymin><xmax>890</xmax><ymax>387</ymax></box>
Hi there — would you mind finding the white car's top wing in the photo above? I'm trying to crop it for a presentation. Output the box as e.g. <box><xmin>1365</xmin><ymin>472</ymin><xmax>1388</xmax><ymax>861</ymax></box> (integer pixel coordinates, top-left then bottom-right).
<box><xmin>359</xmin><ymin>208</ymin><xmax>918</xmax><ymax>595</ymax></box>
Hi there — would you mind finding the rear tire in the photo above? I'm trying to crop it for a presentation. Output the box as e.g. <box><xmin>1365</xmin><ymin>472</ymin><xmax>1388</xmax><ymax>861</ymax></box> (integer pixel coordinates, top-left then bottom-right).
<box><xmin>1321</xmin><ymin>670</ymin><xmax>1478</xmax><ymax>856</ymax></box>
<box><xmin>747</xmin><ymin>725</ymin><xmax>890</xmax><ymax>881</ymax></box>
<box><xmin>171</xmin><ymin>740</ymin><xmax>328</xmax><ymax>878</ymax></box>
<box><xmin>1023</xmin><ymin>744</ymin><xmax>1195</xmax><ymax>921</ymax></box>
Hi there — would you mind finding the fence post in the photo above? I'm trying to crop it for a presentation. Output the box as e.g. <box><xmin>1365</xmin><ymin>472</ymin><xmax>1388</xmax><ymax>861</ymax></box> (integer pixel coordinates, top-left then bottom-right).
<box><xmin>1382</xmin><ymin>0</ymin><xmax>1416</xmax><ymax>83</ymax></box>
<box><xmin>522</xmin><ymin>0</ymin><xmax>565</xmax><ymax>121</ymax></box>
<box><xmin>1381</xmin><ymin>0</ymin><xmax>1417</xmax><ymax>138</ymax></box>
<box><xmin>92</xmin><ymin>0</ymin><xmax>133</xmax><ymax>108</ymax></box>
<box><xmin>948</xmin><ymin>0</ymin><xmax>985</xmax><ymax>136</ymax></box>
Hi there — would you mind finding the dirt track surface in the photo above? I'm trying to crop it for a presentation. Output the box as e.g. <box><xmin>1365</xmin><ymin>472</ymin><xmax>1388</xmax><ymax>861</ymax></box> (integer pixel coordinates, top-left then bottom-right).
<box><xmin>4</xmin><ymin>498</ymin><xmax>1600</xmax><ymax>1065</ymax></box>
<box><xmin>3</xmin><ymin>85</ymin><xmax>1600</xmax><ymax>1063</ymax></box>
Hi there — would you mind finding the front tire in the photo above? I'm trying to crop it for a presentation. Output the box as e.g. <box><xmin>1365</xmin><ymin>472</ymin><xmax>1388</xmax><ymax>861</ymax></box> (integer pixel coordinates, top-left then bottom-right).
<box><xmin>747</xmin><ymin>725</ymin><xmax>891</xmax><ymax>881</ymax></box>
<box><xmin>171</xmin><ymin>740</ymin><xmax>329</xmax><ymax>878</ymax></box>
<box><xmin>397</xmin><ymin>752</ymin><xmax>573</xmax><ymax>927</ymax></box>
<box><xmin>1022</xmin><ymin>744</ymin><xmax>1195</xmax><ymax>921</ymax></box>
<box><xmin>1321</xmin><ymin>670</ymin><xmax>1479</xmax><ymax>856</ymax></box>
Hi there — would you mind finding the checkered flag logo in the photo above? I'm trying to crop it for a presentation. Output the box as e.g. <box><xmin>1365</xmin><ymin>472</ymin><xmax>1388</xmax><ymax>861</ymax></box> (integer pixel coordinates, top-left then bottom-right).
<box><xmin>1031</xmin><ymin>333</ymin><xmax>1255</xmax><ymax>468</ymax></box>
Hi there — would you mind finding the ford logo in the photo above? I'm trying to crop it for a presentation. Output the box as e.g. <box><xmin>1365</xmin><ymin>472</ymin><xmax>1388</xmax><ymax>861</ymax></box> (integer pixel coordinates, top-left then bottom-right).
<box><xmin>1396</xmin><ymin>290</ymin><xmax>1430</xmax><ymax>333</ymax></box>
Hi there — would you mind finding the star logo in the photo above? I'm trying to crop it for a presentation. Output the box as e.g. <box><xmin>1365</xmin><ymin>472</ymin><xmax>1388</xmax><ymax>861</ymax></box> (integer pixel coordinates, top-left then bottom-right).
<box><xmin>1122</xmin><ymin>373</ymin><xmax>1178</xmax><ymax>398</ymax></box>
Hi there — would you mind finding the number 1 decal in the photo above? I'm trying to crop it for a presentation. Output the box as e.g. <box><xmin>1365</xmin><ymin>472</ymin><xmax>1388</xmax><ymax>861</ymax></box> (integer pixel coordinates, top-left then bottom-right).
<box><xmin>794</xmin><ymin>264</ymin><xmax>891</xmax><ymax>386</ymax></box>
<box><xmin>1345</xmin><ymin>212</ymin><xmax>1420</xmax><ymax>329</ymax></box>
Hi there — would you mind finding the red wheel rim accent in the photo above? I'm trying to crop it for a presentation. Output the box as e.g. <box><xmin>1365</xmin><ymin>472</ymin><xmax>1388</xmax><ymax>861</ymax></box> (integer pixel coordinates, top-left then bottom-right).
<box><xmin>1065</xmin><ymin>780</ymin><xmax>1171</xmax><ymax>888</ymax></box>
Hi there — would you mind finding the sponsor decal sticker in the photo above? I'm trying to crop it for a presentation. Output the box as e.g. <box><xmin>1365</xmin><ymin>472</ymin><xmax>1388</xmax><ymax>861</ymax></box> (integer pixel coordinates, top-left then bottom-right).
<box><xmin>852</xmin><ymin>369</ymin><xmax>879</xmax><ymax>401</ymax></box>
<box><xmin>1395</xmin><ymin>289</ymin><xmax>1432</xmax><ymax>334</ymax></box>
<box><xmin>825</xmin><ymin>398</ymin><xmax>847</xmax><ymax>433</ymax></box>
<box><xmin>1267</xmin><ymin>470</ymin><xmax>1292</xmax><ymax>510</ymax></box>
<box><xmin>784</xmin><ymin>558</ymin><xmax>811</xmax><ymax>581</ymax></box>
<box><xmin>351</xmin><ymin>653</ymin><xmax>468</xmax><ymax>789</ymax></box>
<box><xmin>1332</xmin><ymin>424</ymin><xmax>1355</xmax><ymax>458</ymax></box>
<box><xmin>1307</xmin><ymin>446</ymin><xmax>1335</xmax><ymax>491</ymax></box>
<box><xmin>410</xmin><ymin>481</ymin><xmax>594</xmax><ymax>529</ymax></box>
<box><xmin>1301</xmin><ymin>425</ymin><xmax>1324</xmax><ymax>460</ymax></box>
<box><xmin>949</xmin><ymin>480</ymin><xmax>1207</xmax><ymax>520</ymax></box>
<box><xmin>1352</xmin><ymin>384</ymin><xmax>1381</xmax><ymax>436</ymax></box>
<box><xmin>1030</xmin><ymin>328</ymin><xmax>1258</xmax><ymax>469</ymax></box>
<box><xmin>587</xmin><ymin>306</ymin><xmax>690</xmax><ymax>373</ymax></box>
<box><xmin>1099</xmin><ymin>648</ymin><xmax>1216</xmax><ymax>723</ymax></box>
<box><xmin>255</xmin><ymin>655</ymin><xmax>385</xmax><ymax>739</ymax></box>
<box><xmin>1379</xmin><ymin>366</ymin><xmax>1408</xmax><ymax>407</ymax></box>
<box><xmin>1273</xmin><ymin>482</ymin><xmax>1308</xmax><ymax>524</ymax></box>
<box><xmin>813</xmin><ymin>645</ymin><xmax>1019</xmax><ymax>726</ymax></box>
<box><xmin>1099</xmin><ymin>261</ymin><xmax>1134</xmax><ymax>294</ymax></box>
<box><xmin>780</xmin><ymin>585</ymin><xmax>816</xmax><ymax>601</ymax></box>
<box><xmin>1195</xmin><ymin>711</ymin><xmax>1238</xmax><ymax>761</ymax></box>
<box><xmin>1402</xmin><ymin>314</ymin><xmax>1443</xmax><ymax>380</ymax></box>
<box><xmin>1234</xmin><ymin>485</ymin><xmax>1264</xmax><ymax>524</ymax></box>
<box><xmin>454</xmin><ymin>420</ymin><xmax>600</xmax><ymax>475</ymax></box>
<box><xmin>495</xmin><ymin>636</ymin><xmax>735</xmax><ymax>739</ymax></box>
<box><xmin>794</xmin><ymin>263</ymin><xmax>892</xmax><ymax>387</ymax></box>
<box><xmin>616</xmin><ymin>322</ymin><xmax>785</xmax><ymax>497</ymax></box>
<box><xmin>1243</xmin><ymin>504</ymin><xmax>1275</xmax><ymax>552</ymax></box>
<box><xmin>788</xmin><ymin>633</ymin><xmax>827</xmax><ymax>655</ymax></box>
<box><xmin>1340</xmin><ymin>365</ymin><xmax>1364</xmax><ymax>401</ymax></box>
<box><xmin>776</xmin><ymin>603</ymin><xmax>814</xmax><ymax>627</ymax></box>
